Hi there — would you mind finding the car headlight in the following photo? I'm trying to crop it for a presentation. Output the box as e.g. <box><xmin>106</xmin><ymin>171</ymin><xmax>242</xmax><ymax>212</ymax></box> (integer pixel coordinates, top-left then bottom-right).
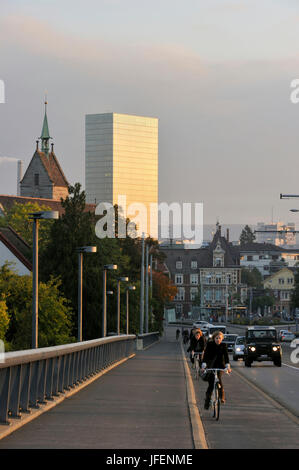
<box><xmin>236</xmin><ymin>347</ymin><xmax>241</xmax><ymax>352</ymax></box>
<box><xmin>249</xmin><ymin>346</ymin><xmax>256</xmax><ymax>352</ymax></box>
<box><xmin>272</xmin><ymin>346</ymin><xmax>280</xmax><ymax>351</ymax></box>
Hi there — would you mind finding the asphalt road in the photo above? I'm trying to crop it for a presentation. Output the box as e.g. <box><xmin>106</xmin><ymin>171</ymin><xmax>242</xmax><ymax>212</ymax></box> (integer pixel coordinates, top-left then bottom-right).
<box><xmin>186</xmin><ymin>345</ymin><xmax>299</xmax><ymax>449</ymax></box>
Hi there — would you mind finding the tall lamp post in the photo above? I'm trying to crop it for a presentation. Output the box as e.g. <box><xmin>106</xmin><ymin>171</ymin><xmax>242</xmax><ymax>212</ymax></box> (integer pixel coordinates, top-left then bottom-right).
<box><xmin>30</xmin><ymin>211</ymin><xmax>59</xmax><ymax>349</ymax></box>
<box><xmin>117</xmin><ymin>276</ymin><xmax>129</xmax><ymax>335</ymax></box>
<box><xmin>126</xmin><ymin>285</ymin><xmax>136</xmax><ymax>335</ymax></box>
<box><xmin>102</xmin><ymin>264</ymin><xmax>118</xmax><ymax>337</ymax></box>
<box><xmin>106</xmin><ymin>291</ymin><xmax>113</xmax><ymax>335</ymax></box>
<box><xmin>77</xmin><ymin>246</ymin><xmax>97</xmax><ymax>342</ymax></box>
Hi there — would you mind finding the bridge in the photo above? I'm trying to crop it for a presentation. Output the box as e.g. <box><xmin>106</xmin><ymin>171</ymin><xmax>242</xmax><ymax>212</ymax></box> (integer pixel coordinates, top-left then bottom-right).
<box><xmin>0</xmin><ymin>325</ymin><xmax>298</xmax><ymax>450</ymax></box>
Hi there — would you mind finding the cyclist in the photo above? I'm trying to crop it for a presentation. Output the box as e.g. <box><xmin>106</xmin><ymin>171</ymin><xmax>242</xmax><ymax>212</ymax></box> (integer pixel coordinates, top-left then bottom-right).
<box><xmin>187</xmin><ymin>329</ymin><xmax>206</xmax><ymax>365</ymax></box>
<box><xmin>201</xmin><ymin>331</ymin><xmax>231</xmax><ymax>409</ymax></box>
<box><xmin>176</xmin><ymin>329</ymin><xmax>180</xmax><ymax>340</ymax></box>
<box><xmin>182</xmin><ymin>329</ymin><xmax>189</xmax><ymax>345</ymax></box>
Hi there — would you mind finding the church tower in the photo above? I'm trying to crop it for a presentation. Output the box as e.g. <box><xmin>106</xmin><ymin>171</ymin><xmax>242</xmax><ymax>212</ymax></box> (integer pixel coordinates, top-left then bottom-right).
<box><xmin>20</xmin><ymin>100</ymin><xmax>69</xmax><ymax>200</ymax></box>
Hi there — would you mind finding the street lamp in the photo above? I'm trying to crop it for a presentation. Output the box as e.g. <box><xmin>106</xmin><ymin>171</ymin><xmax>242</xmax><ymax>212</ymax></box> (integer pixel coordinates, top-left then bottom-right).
<box><xmin>117</xmin><ymin>276</ymin><xmax>129</xmax><ymax>335</ymax></box>
<box><xmin>126</xmin><ymin>285</ymin><xmax>136</xmax><ymax>335</ymax></box>
<box><xmin>106</xmin><ymin>291</ymin><xmax>113</xmax><ymax>334</ymax></box>
<box><xmin>102</xmin><ymin>264</ymin><xmax>118</xmax><ymax>337</ymax></box>
<box><xmin>77</xmin><ymin>246</ymin><xmax>97</xmax><ymax>342</ymax></box>
<box><xmin>30</xmin><ymin>211</ymin><xmax>59</xmax><ymax>349</ymax></box>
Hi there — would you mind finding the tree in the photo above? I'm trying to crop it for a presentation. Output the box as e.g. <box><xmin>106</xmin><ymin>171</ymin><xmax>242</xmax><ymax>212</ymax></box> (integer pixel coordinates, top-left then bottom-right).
<box><xmin>241</xmin><ymin>267</ymin><xmax>263</xmax><ymax>288</ymax></box>
<box><xmin>0</xmin><ymin>201</ymin><xmax>53</xmax><ymax>249</ymax></box>
<box><xmin>239</xmin><ymin>225</ymin><xmax>256</xmax><ymax>246</ymax></box>
<box><xmin>291</xmin><ymin>268</ymin><xmax>299</xmax><ymax>312</ymax></box>
<box><xmin>0</xmin><ymin>263</ymin><xmax>74</xmax><ymax>350</ymax></box>
<box><xmin>39</xmin><ymin>183</ymin><xmax>132</xmax><ymax>340</ymax></box>
<box><xmin>0</xmin><ymin>294</ymin><xmax>9</xmax><ymax>343</ymax></box>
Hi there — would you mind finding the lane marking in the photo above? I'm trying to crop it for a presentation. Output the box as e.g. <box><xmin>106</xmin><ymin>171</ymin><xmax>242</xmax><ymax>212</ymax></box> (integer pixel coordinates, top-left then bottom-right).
<box><xmin>282</xmin><ymin>363</ymin><xmax>299</xmax><ymax>371</ymax></box>
<box><xmin>180</xmin><ymin>341</ymin><xmax>208</xmax><ymax>450</ymax></box>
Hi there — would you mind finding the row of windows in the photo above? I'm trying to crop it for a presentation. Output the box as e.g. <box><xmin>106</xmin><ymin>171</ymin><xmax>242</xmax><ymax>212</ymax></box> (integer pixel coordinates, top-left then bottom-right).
<box><xmin>175</xmin><ymin>273</ymin><xmax>237</xmax><ymax>285</ymax></box>
<box><xmin>176</xmin><ymin>260</ymin><xmax>198</xmax><ymax>269</ymax></box>
<box><xmin>174</xmin><ymin>288</ymin><xmax>229</xmax><ymax>303</ymax></box>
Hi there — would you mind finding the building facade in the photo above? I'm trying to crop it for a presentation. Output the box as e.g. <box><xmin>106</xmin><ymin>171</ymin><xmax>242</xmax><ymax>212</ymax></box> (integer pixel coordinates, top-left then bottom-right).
<box><xmin>85</xmin><ymin>113</ymin><xmax>158</xmax><ymax>238</ymax></box>
<box><xmin>263</xmin><ymin>267</ymin><xmax>296</xmax><ymax>317</ymax></box>
<box><xmin>256</xmin><ymin>222</ymin><xmax>296</xmax><ymax>246</ymax></box>
<box><xmin>160</xmin><ymin>225</ymin><xmax>244</xmax><ymax>320</ymax></box>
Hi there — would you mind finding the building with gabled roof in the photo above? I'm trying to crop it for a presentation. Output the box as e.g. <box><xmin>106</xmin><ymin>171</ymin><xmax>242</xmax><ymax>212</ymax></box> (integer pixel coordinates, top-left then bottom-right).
<box><xmin>0</xmin><ymin>226</ymin><xmax>32</xmax><ymax>275</ymax></box>
<box><xmin>20</xmin><ymin>101</ymin><xmax>69</xmax><ymax>201</ymax></box>
<box><xmin>160</xmin><ymin>223</ymin><xmax>245</xmax><ymax>319</ymax></box>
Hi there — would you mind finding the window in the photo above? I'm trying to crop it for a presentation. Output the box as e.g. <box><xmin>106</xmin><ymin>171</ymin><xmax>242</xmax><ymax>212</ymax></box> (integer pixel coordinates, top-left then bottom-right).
<box><xmin>190</xmin><ymin>287</ymin><xmax>198</xmax><ymax>301</ymax></box>
<box><xmin>175</xmin><ymin>274</ymin><xmax>183</xmax><ymax>285</ymax></box>
<box><xmin>215</xmin><ymin>289</ymin><xmax>222</xmax><ymax>301</ymax></box>
<box><xmin>191</xmin><ymin>260</ymin><xmax>197</xmax><ymax>269</ymax></box>
<box><xmin>176</xmin><ymin>261</ymin><xmax>182</xmax><ymax>269</ymax></box>
<box><xmin>34</xmin><ymin>173</ymin><xmax>39</xmax><ymax>186</ymax></box>
<box><xmin>215</xmin><ymin>274</ymin><xmax>222</xmax><ymax>284</ymax></box>
<box><xmin>175</xmin><ymin>304</ymin><xmax>182</xmax><ymax>314</ymax></box>
<box><xmin>287</xmin><ymin>278</ymin><xmax>293</xmax><ymax>284</ymax></box>
<box><xmin>278</xmin><ymin>278</ymin><xmax>284</xmax><ymax>285</ymax></box>
<box><xmin>175</xmin><ymin>287</ymin><xmax>185</xmax><ymax>301</ymax></box>
<box><xmin>205</xmin><ymin>289</ymin><xmax>212</xmax><ymax>301</ymax></box>
<box><xmin>247</xmin><ymin>255</ymin><xmax>253</xmax><ymax>261</ymax></box>
<box><xmin>190</xmin><ymin>274</ymin><xmax>198</xmax><ymax>285</ymax></box>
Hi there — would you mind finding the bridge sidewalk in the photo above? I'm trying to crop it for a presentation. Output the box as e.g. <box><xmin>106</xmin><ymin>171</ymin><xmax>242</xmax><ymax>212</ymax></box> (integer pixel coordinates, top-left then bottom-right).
<box><xmin>0</xmin><ymin>331</ymin><xmax>195</xmax><ymax>449</ymax></box>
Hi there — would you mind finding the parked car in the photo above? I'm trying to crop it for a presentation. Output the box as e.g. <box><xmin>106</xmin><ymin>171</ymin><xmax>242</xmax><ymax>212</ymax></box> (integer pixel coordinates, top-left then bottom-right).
<box><xmin>244</xmin><ymin>326</ymin><xmax>282</xmax><ymax>367</ymax></box>
<box><xmin>222</xmin><ymin>334</ymin><xmax>239</xmax><ymax>352</ymax></box>
<box><xmin>232</xmin><ymin>336</ymin><xmax>245</xmax><ymax>361</ymax></box>
<box><xmin>279</xmin><ymin>330</ymin><xmax>295</xmax><ymax>342</ymax></box>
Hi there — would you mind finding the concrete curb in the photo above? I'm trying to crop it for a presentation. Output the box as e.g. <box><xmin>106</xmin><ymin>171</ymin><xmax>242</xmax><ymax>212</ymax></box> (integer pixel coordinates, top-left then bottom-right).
<box><xmin>180</xmin><ymin>342</ymin><xmax>208</xmax><ymax>450</ymax></box>
<box><xmin>0</xmin><ymin>353</ymin><xmax>136</xmax><ymax>441</ymax></box>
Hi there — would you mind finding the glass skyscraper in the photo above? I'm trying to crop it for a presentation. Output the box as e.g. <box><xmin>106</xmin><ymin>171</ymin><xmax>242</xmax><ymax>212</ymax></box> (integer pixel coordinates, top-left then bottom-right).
<box><xmin>85</xmin><ymin>113</ymin><xmax>158</xmax><ymax>238</ymax></box>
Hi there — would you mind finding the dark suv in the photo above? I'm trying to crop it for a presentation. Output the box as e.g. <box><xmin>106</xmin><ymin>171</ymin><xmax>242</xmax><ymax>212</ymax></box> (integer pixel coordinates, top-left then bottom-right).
<box><xmin>244</xmin><ymin>326</ymin><xmax>282</xmax><ymax>367</ymax></box>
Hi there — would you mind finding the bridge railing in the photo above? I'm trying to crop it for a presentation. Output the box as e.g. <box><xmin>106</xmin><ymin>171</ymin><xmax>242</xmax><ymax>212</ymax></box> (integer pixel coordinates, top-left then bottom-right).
<box><xmin>136</xmin><ymin>331</ymin><xmax>160</xmax><ymax>350</ymax></box>
<box><xmin>0</xmin><ymin>335</ymin><xmax>136</xmax><ymax>425</ymax></box>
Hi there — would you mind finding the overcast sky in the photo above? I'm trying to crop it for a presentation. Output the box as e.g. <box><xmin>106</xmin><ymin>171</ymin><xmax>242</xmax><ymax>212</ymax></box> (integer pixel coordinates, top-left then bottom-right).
<box><xmin>1</xmin><ymin>0</ymin><xmax>299</xmax><ymax>228</ymax></box>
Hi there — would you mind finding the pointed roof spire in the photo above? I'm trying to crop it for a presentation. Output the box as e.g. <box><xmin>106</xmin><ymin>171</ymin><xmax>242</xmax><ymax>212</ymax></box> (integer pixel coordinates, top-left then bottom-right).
<box><xmin>40</xmin><ymin>95</ymin><xmax>52</xmax><ymax>155</ymax></box>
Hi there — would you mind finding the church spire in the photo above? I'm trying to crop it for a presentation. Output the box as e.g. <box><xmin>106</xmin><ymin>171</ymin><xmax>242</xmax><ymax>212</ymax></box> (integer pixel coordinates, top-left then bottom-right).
<box><xmin>40</xmin><ymin>97</ymin><xmax>52</xmax><ymax>155</ymax></box>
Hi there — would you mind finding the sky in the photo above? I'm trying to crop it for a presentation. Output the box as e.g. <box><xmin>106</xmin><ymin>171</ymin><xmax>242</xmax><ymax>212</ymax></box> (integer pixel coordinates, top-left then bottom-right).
<box><xmin>1</xmin><ymin>0</ymin><xmax>299</xmax><ymax>229</ymax></box>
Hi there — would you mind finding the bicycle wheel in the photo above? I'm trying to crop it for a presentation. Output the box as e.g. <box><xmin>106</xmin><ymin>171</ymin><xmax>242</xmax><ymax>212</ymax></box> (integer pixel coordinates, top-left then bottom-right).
<box><xmin>213</xmin><ymin>383</ymin><xmax>221</xmax><ymax>421</ymax></box>
<box><xmin>195</xmin><ymin>360</ymin><xmax>199</xmax><ymax>380</ymax></box>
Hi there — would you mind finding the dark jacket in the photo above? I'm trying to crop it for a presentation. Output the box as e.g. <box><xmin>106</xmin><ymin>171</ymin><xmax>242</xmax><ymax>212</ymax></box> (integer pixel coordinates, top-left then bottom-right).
<box><xmin>202</xmin><ymin>340</ymin><xmax>229</xmax><ymax>369</ymax></box>
<box><xmin>187</xmin><ymin>335</ymin><xmax>206</xmax><ymax>353</ymax></box>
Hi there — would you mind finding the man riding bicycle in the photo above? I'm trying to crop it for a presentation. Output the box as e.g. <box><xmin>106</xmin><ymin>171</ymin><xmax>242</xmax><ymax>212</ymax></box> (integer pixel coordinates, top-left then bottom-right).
<box><xmin>187</xmin><ymin>329</ymin><xmax>206</xmax><ymax>365</ymax></box>
<box><xmin>201</xmin><ymin>331</ymin><xmax>231</xmax><ymax>409</ymax></box>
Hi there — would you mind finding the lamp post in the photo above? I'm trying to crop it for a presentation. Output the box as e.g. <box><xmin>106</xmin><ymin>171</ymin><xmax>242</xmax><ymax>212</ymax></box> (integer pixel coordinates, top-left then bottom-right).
<box><xmin>77</xmin><ymin>246</ymin><xmax>97</xmax><ymax>342</ymax></box>
<box><xmin>126</xmin><ymin>285</ymin><xmax>136</xmax><ymax>335</ymax></box>
<box><xmin>106</xmin><ymin>291</ymin><xmax>113</xmax><ymax>335</ymax></box>
<box><xmin>102</xmin><ymin>264</ymin><xmax>117</xmax><ymax>337</ymax></box>
<box><xmin>117</xmin><ymin>277</ymin><xmax>129</xmax><ymax>335</ymax></box>
<box><xmin>145</xmin><ymin>244</ymin><xmax>149</xmax><ymax>333</ymax></box>
<box><xmin>30</xmin><ymin>211</ymin><xmax>59</xmax><ymax>349</ymax></box>
<box><xmin>140</xmin><ymin>234</ymin><xmax>145</xmax><ymax>334</ymax></box>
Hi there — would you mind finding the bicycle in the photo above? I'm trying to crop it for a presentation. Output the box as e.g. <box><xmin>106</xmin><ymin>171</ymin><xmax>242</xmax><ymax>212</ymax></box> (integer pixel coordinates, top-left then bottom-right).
<box><xmin>192</xmin><ymin>352</ymin><xmax>202</xmax><ymax>380</ymax></box>
<box><xmin>204</xmin><ymin>368</ymin><xmax>229</xmax><ymax>421</ymax></box>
